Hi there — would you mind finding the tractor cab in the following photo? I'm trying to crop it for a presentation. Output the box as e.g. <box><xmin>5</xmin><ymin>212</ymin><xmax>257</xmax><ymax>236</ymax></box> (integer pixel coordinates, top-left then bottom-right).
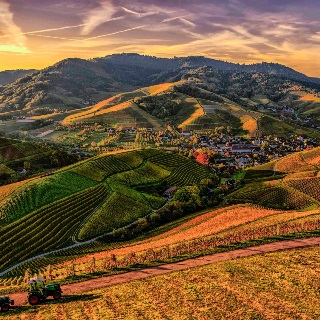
<box><xmin>0</xmin><ymin>295</ymin><xmax>14</xmax><ymax>312</ymax></box>
<box><xmin>28</xmin><ymin>277</ymin><xmax>62</xmax><ymax>305</ymax></box>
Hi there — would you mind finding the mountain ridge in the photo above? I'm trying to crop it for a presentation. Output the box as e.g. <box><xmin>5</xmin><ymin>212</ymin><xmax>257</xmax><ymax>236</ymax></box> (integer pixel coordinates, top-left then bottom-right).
<box><xmin>0</xmin><ymin>69</ymin><xmax>37</xmax><ymax>86</ymax></box>
<box><xmin>0</xmin><ymin>53</ymin><xmax>319</xmax><ymax>115</ymax></box>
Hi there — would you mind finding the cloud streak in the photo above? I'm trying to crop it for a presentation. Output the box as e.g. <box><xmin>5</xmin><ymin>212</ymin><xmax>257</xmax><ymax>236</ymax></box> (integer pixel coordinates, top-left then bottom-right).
<box><xmin>77</xmin><ymin>25</ymin><xmax>148</xmax><ymax>42</ymax></box>
<box><xmin>0</xmin><ymin>23</ymin><xmax>87</xmax><ymax>39</ymax></box>
<box><xmin>81</xmin><ymin>0</ymin><xmax>120</xmax><ymax>35</ymax></box>
<box><xmin>1</xmin><ymin>0</ymin><xmax>320</xmax><ymax>76</ymax></box>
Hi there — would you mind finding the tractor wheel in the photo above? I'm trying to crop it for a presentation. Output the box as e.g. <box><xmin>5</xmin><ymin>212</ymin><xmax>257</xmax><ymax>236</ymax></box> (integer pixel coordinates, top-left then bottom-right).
<box><xmin>53</xmin><ymin>292</ymin><xmax>61</xmax><ymax>300</ymax></box>
<box><xmin>1</xmin><ymin>303</ymin><xmax>10</xmax><ymax>312</ymax></box>
<box><xmin>28</xmin><ymin>294</ymin><xmax>40</xmax><ymax>305</ymax></box>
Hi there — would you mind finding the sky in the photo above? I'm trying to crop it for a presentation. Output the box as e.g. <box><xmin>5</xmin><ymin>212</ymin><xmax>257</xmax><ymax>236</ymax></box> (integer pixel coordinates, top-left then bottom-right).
<box><xmin>0</xmin><ymin>0</ymin><xmax>320</xmax><ymax>76</ymax></box>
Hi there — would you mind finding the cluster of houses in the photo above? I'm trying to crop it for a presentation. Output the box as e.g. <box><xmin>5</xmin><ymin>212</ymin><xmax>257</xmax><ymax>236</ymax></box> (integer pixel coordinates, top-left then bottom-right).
<box><xmin>186</xmin><ymin>133</ymin><xmax>319</xmax><ymax>175</ymax></box>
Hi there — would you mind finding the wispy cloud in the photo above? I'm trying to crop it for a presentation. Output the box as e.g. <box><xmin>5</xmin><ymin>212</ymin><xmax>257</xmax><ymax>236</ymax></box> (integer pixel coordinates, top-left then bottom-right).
<box><xmin>121</xmin><ymin>7</ymin><xmax>142</xmax><ymax>16</ymax></box>
<box><xmin>161</xmin><ymin>15</ymin><xmax>190</xmax><ymax>23</ymax></box>
<box><xmin>77</xmin><ymin>25</ymin><xmax>148</xmax><ymax>42</ymax></box>
<box><xmin>0</xmin><ymin>23</ymin><xmax>87</xmax><ymax>39</ymax></box>
<box><xmin>81</xmin><ymin>0</ymin><xmax>121</xmax><ymax>35</ymax></box>
<box><xmin>0</xmin><ymin>1</ymin><xmax>29</xmax><ymax>53</ymax></box>
<box><xmin>28</xmin><ymin>34</ymin><xmax>78</xmax><ymax>41</ymax></box>
<box><xmin>121</xmin><ymin>6</ymin><xmax>157</xmax><ymax>17</ymax></box>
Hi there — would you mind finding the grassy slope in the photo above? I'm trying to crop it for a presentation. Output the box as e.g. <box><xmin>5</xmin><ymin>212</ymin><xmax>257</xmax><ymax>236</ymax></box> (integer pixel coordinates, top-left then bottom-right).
<box><xmin>0</xmin><ymin>171</ymin><xmax>97</xmax><ymax>226</ymax></box>
<box><xmin>57</xmin><ymin>80</ymin><xmax>320</xmax><ymax>139</ymax></box>
<box><xmin>232</xmin><ymin>147</ymin><xmax>320</xmax><ymax>208</ymax></box>
<box><xmin>4</xmin><ymin>246</ymin><xmax>320</xmax><ymax>319</ymax></box>
<box><xmin>0</xmin><ymin>149</ymin><xmax>212</xmax><ymax>272</ymax></box>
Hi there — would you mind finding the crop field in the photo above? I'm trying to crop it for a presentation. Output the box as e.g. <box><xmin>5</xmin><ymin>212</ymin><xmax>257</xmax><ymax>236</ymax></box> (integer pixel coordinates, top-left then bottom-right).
<box><xmin>113</xmin><ymin>150</ymin><xmax>143</xmax><ymax>168</ymax></box>
<box><xmin>66</xmin><ymin>205</ymin><xmax>294</xmax><ymax>261</ymax></box>
<box><xmin>62</xmin><ymin>95</ymin><xmax>121</xmax><ymax>124</ymax></box>
<box><xmin>0</xmin><ymin>178</ymin><xmax>34</xmax><ymax>200</ymax></box>
<box><xmin>3</xmin><ymin>246</ymin><xmax>320</xmax><ymax>320</ymax></box>
<box><xmin>0</xmin><ymin>148</ymin><xmax>214</xmax><ymax>276</ymax></box>
<box><xmin>284</xmin><ymin>171</ymin><xmax>317</xmax><ymax>180</ymax></box>
<box><xmin>108</xmin><ymin>181</ymin><xmax>151</xmax><ymax>206</ymax></box>
<box><xmin>91</xmin><ymin>155</ymin><xmax>132</xmax><ymax>176</ymax></box>
<box><xmin>3</xmin><ymin>200</ymin><xmax>320</xmax><ymax>286</ymax></box>
<box><xmin>110</xmin><ymin>161</ymin><xmax>170</xmax><ymax>186</ymax></box>
<box><xmin>276</xmin><ymin>153</ymin><xmax>316</xmax><ymax>173</ymax></box>
<box><xmin>116</xmin><ymin>132</ymin><xmax>136</xmax><ymax>143</ymax></box>
<box><xmin>259</xmin><ymin>116</ymin><xmax>297</xmax><ymax>136</ymax></box>
<box><xmin>0</xmin><ymin>171</ymin><xmax>97</xmax><ymax>226</ymax></box>
<box><xmin>227</xmin><ymin>182</ymin><xmax>314</xmax><ymax>209</ymax></box>
<box><xmin>142</xmin><ymin>82</ymin><xmax>180</xmax><ymax>95</ymax></box>
<box><xmin>4</xmin><ymin>191</ymin><xmax>320</xmax><ymax>284</ymax></box>
<box><xmin>285</xmin><ymin>177</ymin><xmax>320</xmax><ymax>202</ymax></box>
<box><xmin>0</xmin><ymin>184</ymin><xmax>108</xmax><ymax>271</ymax></box>
<box><xmin>149</xmin><ymin>152</ymin><xmax>188</xmax><ymax>170</ymax></box>
<box><xmin>178</xmin><ymin>97</ymin><xmax>204</xmax><ymax>129</ymax></box>
<box><xmin>70</xmin><ymin>162</ymin><xmax>107</xmax><ymax>181</ymax></box>
<box><xmin>166</xmin><ymin>161</ymin><xmax>211</xmax><ymax>186</ymax></box>
<box><xmin>129</xmin><ymin>103</ymin><xmax>164</xmax><ymax>130</ymax></box>
<box><xmin>63</xmin><ymin>90</ymin><xmax>165</xmax><ymax>129</ymax></box>
<box><xmin>301</xmin><ymin>146</ymin><xmax>320</xmax><ymax>165</ymax></box>
<box><xmin>182</xmin><ymin>113</ymin><xmax>231</xmax><ymax>131</ymax></box>
<box><xmin>300</xmin><ymin>93</ymin><xmax>320</xmax><ymax>102</ymax></box>
<box><xmin>78</xmin><ymin>192</ymin><xmax>151</xmax><ymax>240</ymax></box>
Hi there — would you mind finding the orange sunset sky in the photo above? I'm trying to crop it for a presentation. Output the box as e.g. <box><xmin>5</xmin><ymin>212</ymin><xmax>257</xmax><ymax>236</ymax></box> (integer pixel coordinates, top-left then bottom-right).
<box><xmin>0</xmin><ymin>0</ymin><xmax>320</xmax><ymax>76</ymax></box>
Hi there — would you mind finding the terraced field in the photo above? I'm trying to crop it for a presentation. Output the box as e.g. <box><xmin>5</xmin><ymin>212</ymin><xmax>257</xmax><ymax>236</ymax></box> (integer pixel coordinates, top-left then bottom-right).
<box><xmin>0</xmin><ymin>172</ymin><xmax>97</xmax><ymax>226</ymax></box>
<box><xmin>166</xmin><ymin>161</ymin><xmax>211</xmax><ymax>186</ymax></box>
<box><xmin>22</xmin><ymin>203</ymin><xmax>319</xmax><ymax>284</ymax></box>
<box><xmin>0</xmin><ymin>149</ymin><xmax>212</xmax><ymax>275</ymax></box>
<box><xmin>2</xmin><ymin>147</ymin><xmax>320</xmax><ymax>286</ymax></box>
<box><xmin>285</xmin><ymin>177</ymin><xmax>320</xmax><ymax>202</ymax></box>
<box><xmin>226</xmin><ymin>181</ymin><xmax>315</xmax><ymax>209</ymax></box>
<box><xmin>0</xmin><ymin>184</ymin><xmax>109</xmax><ymax>271</ymax></box>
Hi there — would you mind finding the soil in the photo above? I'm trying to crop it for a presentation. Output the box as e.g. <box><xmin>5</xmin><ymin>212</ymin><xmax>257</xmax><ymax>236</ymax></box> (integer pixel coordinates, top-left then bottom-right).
<box><xmin>9</xmin><ymin>237</ymin><xmax>320</xmax><ymax>307</ymax></box>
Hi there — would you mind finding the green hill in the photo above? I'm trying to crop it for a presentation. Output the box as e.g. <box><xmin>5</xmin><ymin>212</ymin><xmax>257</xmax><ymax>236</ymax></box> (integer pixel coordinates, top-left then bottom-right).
<box><xmin>227</xmin><ymin>147</ymin><xmax>320</xmax><ymax>209</ymax></box>
<box><xmin>0</xmin><ymin>149</ymin><xmax>212</xmax><ymax>272</ymax></box>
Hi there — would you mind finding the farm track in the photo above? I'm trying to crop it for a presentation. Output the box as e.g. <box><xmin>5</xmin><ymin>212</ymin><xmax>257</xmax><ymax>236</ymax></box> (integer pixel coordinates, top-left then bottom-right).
<box><xmin>9</xmin><ymin>237</ymin><xmax>320</xmax><ymax>307</ymax></box>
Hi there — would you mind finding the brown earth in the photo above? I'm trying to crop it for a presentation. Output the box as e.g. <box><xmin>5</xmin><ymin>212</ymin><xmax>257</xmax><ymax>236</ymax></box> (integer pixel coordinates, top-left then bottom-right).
<box><xmin>9</xmin><ymin>237</ymin><xmax>320</xmax><ymax>307</ymax></box>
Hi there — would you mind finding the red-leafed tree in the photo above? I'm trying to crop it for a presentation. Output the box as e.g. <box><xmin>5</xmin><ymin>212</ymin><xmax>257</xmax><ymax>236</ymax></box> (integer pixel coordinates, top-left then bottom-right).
<box><xmin>196</xmin><ymin>153</ymin><xmax>209</xmax><ymax>165</ymax></box>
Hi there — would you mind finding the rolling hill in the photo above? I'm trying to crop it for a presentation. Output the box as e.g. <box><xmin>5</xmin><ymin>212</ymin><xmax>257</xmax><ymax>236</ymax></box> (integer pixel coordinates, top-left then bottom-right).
<box><xmin>60</xmin><ymin>76</ymin><xmax>318</xmax><ymax>139</ymax></box>
<box><xmin>1</xmin><ymin>54</ymin><xmax>320</xmax><ymax>122</ymax></box>
<box><xmin>0</xmin><ymin>149</ymin><xmax>213</xmax><ymax>273</ymax></box>
<box><xmin>0</xmin><ymin>147</ymin><xmax>319</xmax><ymax>298</ymax></box>
<box><xmin>228</xmin><ymin>147</ymin><xmax>320</xmax><ymax>209</ymax></box>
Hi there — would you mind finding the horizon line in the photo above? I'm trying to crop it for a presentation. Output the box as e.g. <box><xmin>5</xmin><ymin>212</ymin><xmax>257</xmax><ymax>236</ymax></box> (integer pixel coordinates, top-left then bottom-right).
<box><xmin>0</xmin><ymin>52</ymin><xmax>317</xmax><ymax>79</ymax></box>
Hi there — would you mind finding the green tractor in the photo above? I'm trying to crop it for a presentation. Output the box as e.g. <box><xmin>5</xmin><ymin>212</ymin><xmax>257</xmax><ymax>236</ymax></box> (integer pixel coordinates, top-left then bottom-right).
<box><xmin>0</xmin><ymin>295</ymin><xmax>14</xmax><ymax>312</ymax></box>
<box><xmin>28</xmin><ymin>277</ymin><xmax>62</xmax><ymax>305</ymax></box>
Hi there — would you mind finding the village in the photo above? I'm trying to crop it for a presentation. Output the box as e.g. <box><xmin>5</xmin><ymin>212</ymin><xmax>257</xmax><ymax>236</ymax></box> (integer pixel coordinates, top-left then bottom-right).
<box><xmin>60</xmin><ymin>122</ymin><xmax>319</xmax><ymax>182</ymax></box>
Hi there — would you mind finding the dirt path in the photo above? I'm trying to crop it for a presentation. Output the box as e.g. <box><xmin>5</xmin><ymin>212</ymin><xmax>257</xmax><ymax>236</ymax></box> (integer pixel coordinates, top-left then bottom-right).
<box><xmin>9</xmin><ymin>237</ymin><xmax>320</xmax><ymax>307</ymax></box>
